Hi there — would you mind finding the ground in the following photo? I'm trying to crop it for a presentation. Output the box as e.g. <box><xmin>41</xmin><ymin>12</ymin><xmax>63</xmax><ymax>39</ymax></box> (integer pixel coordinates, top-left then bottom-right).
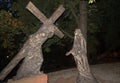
<box><xmin>48</xmin><ymin>62</ymin><xmax>120</xmax><ymax>83</ymax></box>
<box><xmin>5</xmin><ymin>62</ymin><xmax>120</xmax><ymax>83</ymax></box>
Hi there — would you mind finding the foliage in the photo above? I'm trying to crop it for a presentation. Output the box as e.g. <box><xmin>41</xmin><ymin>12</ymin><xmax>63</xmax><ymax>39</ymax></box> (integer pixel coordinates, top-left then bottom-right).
<box><xmin>87</xmin><ymin>4</ymin><xmax>100</xmax><ymax>56</ymax></box>
<box><xmin>0</xmin><ymin>0</ymin><xmax>119</xmax><ymax>62</ymax></box>
<box><xmin>12</xmin><ymin>0</ymin><xmax>76</xmax><ymax>52</ymax></box>
<box><xmin>97</xmin><ymin>0</ymin><xmax>120</xmax><ymax>51</ymax></box>
<box><xmin>0</xmin><ymin>0</ymin><xmax>100</xmax><ymax>56</ymax></box>
<box><xmin>88</xmin><ymin>0</ymin><xmax>96</xmax><ymax>4</ymax></box>
<box><xmin>0</xmin><ymin>10</ymin><xmax>28</xmax><ymax>58</ymax></box>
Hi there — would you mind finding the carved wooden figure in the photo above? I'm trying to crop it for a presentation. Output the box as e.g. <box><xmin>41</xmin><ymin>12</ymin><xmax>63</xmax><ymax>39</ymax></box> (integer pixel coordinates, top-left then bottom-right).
<box><xmin>66</xmin><ymin>29</ymin><xmax>98</xmax><ymax>83</ymax></box>
<box><xmin>0</xmin><ymin>1</ymin><xmax>65</xmax><ymax>80</ymax></box>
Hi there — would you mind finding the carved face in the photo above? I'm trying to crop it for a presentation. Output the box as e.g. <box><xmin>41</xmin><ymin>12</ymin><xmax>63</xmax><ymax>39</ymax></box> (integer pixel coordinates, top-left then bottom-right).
<box><xmin>75</xmin><ymin>29</ymin><xmax>82</xmax><ymax>36</ymax></box>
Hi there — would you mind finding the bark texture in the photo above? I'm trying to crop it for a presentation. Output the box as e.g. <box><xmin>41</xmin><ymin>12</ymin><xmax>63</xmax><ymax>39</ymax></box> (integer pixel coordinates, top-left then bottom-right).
<box><xmin>79</xmin><ymin>0</ymin><xmax>87</xmax><ymax>39</ymax></box>
<box><xmin>66</xmin><ymin>29</ymin><xmax>98</xmax><ymax>83</ymax></box>
<box><xmin>15</xmin><ymin>25</ymin><xmax>55</xmax><ymax>79</ymax></box>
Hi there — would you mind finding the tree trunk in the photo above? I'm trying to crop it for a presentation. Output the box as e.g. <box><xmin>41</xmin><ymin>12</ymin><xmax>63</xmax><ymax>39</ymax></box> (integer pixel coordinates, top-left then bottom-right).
<box><xmin>79</xmin><ymin>0</ymin><xmax>87</xmax><ymax>39</ymax></box>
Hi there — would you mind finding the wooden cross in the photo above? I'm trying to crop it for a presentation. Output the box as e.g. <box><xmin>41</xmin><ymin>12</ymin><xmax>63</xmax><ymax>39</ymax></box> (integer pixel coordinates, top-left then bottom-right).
<box><xmin>26</xmin><ymin>1</ymin><xmax>65</xmax><ymax>38</ymax></box>
<box><xmin>0</xmin><ymin>1</ymin><xmax>65</xmax><ymax>80</ymax></box>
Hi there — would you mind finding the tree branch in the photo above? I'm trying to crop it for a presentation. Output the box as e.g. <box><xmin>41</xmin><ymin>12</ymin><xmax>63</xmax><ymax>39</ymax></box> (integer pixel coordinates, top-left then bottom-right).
<box><xmin>60</xmin><ymin>28</ymin><xmax>74</xmax><ymax>39</ymax></box>
<box><xmin>68</xmin><ymin>1</ymin><xmax>80</xmax><ymax>28</ymax></box>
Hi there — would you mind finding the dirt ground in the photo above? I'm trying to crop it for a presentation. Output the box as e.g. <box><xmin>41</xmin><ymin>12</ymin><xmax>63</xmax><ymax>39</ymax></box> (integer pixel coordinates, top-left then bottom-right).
<box><xmin>48</xmin><ymin>62</ymin><xmax>120</xmax><ymax>83</ymax></box>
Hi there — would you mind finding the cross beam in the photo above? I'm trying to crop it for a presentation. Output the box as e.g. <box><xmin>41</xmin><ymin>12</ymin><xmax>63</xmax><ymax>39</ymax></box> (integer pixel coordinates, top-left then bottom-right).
<box><xmin>26</xmin><ymin>1</ymin><xmax>65</xmax><ymax>38</ymax></box>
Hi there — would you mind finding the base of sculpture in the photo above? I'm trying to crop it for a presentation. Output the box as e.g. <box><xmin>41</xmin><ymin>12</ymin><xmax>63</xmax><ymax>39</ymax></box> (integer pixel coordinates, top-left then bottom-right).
<box><xmin>8</xmin><ymin>74</ymin><xmax>47</xmax><ymax>83</ymax></box>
